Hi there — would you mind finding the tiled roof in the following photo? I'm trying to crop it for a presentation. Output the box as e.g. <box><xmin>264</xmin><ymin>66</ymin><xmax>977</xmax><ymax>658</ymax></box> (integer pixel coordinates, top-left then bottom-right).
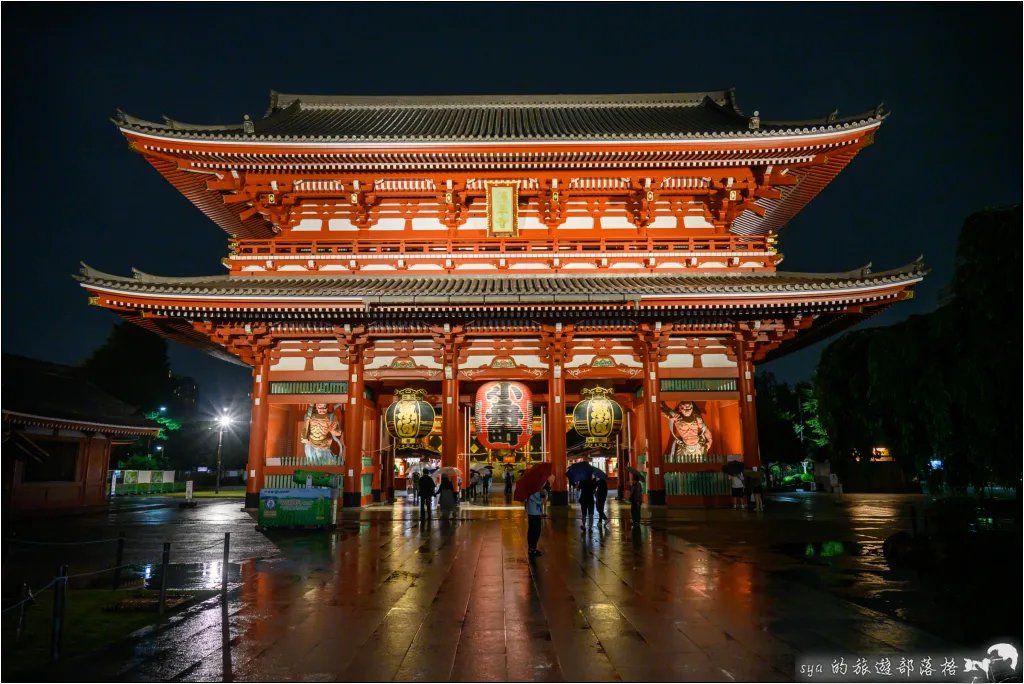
<box><xmin>2</xmin><ymin>354</ymin><xmax>161</xmax><ymax>433</ymax></box>
<box><xmin>76</xmin><ymin>261</ymin><xmax>924</xmax><ymax>305</ymax></box>
<box><xmin>114</xmin><ymin>90</ymin><xmax>885</xmax><ymax>143</ymax></box>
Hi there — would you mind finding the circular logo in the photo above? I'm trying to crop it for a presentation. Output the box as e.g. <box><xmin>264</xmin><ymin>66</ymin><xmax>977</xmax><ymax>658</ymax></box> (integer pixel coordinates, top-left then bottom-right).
<box><xmin>265</xmin><ymin>499</ymin><xmax>276</xmax><ymax>510</ymax></box>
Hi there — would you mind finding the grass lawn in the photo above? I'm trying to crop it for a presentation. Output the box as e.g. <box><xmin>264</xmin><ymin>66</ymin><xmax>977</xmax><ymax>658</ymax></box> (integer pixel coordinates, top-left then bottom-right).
<box><xmin>2</xmin><ymin>588</ymin><xmax>218</xmax><ymax>674</ymax></box>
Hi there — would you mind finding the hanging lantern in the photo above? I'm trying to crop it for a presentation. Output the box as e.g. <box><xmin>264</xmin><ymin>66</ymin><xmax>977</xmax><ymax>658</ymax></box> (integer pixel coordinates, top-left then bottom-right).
<box><xmin>384</xmin><ymin>388</ymin><xmax>435</xmax><ymax>449</ymax></box>
<box><xmin>475</xmin><ymin>381</ymin><xmax>533</xmax><ymax>450</ymax></box>
<box><xmin>572</xmin><ymin>387</ymin><xmax>623</xmax><ymax>447</ymax></box>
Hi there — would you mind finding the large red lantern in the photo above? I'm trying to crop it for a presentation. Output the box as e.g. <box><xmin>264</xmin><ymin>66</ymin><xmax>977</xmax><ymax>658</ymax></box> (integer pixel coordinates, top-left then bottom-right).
<box><xmin>475</xmin><ymin>381</ymin><xmax>533</xmax><ymax>450</ymax></box>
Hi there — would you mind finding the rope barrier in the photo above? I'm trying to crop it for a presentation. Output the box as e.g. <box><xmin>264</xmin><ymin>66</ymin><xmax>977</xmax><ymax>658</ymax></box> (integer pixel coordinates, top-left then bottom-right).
<box><xmin>65</xmin><ymin>564</ymin><xmax>134</xmax><ymax>580</ymax></box>
<box><xmin>5</xmin><ymin>537</ymin><xmax>123</xmax><ymax>546</ymax></box>
<box><xmin>1</xmin><ymin>579</ymin><xmax>56</xmax><ymax>613</ymax></box>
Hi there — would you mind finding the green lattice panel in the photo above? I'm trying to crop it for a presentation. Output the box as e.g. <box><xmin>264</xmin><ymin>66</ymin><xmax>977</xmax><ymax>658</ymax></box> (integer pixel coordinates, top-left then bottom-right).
<box><xmin>270</xmin><ymin>381</ymin><xmax>348</xmax><ymax>395</ymax></box>
<box><xmin>660</xmin><ymin>378</ymin><xmax>737</xmax><ymax>392</ymax></box>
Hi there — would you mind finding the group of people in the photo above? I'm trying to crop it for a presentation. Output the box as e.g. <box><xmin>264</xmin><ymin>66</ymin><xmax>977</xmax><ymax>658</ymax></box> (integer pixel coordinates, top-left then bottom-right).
<box><xmin>467</xmin><ymin>469</ymin><xmax>494</xmax><ymax>500</ymax></box>
<box><xmin>524</xmin><ymin>473</ymin><xmax>647</xmax><ymax>556</ymax></box>
<box><xmin>730</xmin><ymin>467</ymin><xmax>765</xmax><ymax>511</ymax></box>
<box><xmin>414</xmin><ymin>471</ymin><xmax>461</xmax><ymax>521</ymax></box>
<box><xmin>572</xmin><ymin>473</ymin><xmax>610</xmax><ymax>529</ymax></box>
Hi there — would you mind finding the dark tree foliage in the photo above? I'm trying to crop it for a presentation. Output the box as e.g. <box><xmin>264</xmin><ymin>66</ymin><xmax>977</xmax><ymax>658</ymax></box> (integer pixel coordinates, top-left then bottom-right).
<box><xmin>81</xmin><ymin>321</ymin><xmax>173</xmax><ymax>412</ymax></box>
<box><xmin>814</xmin><ymin>207</ymin><xmax>1021</xmax><ymax>492</ymax></box>
<box><xmin>755</xmin><ymin>372</ymin><xmax>805</xmax><ymax>463</ymax></box>
<box><xmin>814</xmin><ymin>329</ymin><xmax>883</xmax><ymax>478</ymax></box>
<box><xmin>944</xmin><ymin>206</ymin><xmax>1021</xmax><ymax>492</ymax></box>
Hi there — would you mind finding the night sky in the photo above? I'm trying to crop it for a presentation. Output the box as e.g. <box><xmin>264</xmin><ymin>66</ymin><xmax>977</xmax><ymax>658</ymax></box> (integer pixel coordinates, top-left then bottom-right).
<box><xmin>3</xmin><ymin>4</ymin><xmax>1020</xmax><ymax>410</ymax></box>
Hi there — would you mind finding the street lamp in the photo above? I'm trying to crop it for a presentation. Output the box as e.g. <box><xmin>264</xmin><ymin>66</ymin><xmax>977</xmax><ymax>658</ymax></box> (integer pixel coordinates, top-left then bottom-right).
<box><xmin>216</xmin><ymin>414</ymin><xmax>232</xmax><ymax>494</ymax></box>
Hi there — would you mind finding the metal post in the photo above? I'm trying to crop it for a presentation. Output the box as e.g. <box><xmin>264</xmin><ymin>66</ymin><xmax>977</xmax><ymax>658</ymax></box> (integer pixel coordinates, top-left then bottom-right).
<box><xmin>158</xmin><ymin>542</ymin><xmax>170</xmax><ymax>616</ymax></box>
<box><xmin>51</xmin><ymin>565</ymin><xmax>68</xmax><ymax>663</ymax></box>
<box><xmin>215</xmin><ymin>427</ymin><xmax>224</xmax><ymax>494</ymax></box>
<box><xmin>15</xmin><ymin>583</ymin><xmax>29</xmax><ymax>643</ymax></box>
<box><xmin>221</xmin><ymin>532</ymin><xmax>230</xmax><ymax>595</ymax></box>
<box><xmin>112</xmin><ymin>532</ymin><xmax>126</xmax><ymax>590</ymax></box>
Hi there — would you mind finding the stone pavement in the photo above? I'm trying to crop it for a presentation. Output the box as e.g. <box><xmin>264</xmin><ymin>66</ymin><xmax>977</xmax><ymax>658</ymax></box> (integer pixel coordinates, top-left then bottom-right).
<box><xmin>55</xmin><ymin>497</ymin><xmax>963</xmax><ymax>683</ymax></box>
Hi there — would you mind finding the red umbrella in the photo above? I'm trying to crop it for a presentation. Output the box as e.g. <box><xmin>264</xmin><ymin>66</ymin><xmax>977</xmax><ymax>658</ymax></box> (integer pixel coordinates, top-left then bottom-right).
<box><xmin>513</xmin><ymin>462</ymin><xmax>553</xmax><ymax>502</ymax></box>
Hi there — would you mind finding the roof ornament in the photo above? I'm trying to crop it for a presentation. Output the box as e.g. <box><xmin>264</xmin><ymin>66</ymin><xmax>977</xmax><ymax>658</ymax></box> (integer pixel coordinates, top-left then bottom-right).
<box><xmin>826</xmin><ymin>109</ymin><xmax>838</xmax><ymax>124</ymax></box>
<box><xmin>243</xmin><ymin>114</ymin><xmax>255</xmax><ymax>136</ymax></box>
<box><xmin>748</xmin><ymin>111</ymin><xmax>760</xmax><ymax>131</ymax></box>
<box><xmin>873</xmin><ymin>102</ymin><xmax>885</xmax><ymax>117</ymax></box>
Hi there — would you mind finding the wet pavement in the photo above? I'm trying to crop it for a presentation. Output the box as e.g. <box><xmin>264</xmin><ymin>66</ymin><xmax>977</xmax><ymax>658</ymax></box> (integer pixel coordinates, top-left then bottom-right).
<box><xmin>6</xmin><ymin>491</ymin><xmax>1021</xmax><ymax>682</ymax></box>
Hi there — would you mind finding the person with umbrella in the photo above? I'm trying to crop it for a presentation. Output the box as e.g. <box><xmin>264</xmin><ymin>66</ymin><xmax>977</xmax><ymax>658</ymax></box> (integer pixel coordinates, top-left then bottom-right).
<box><xmin>578</xmin><ymin>472</ymin><xmax>597</xmax><ymax>530</ymax></box>
<box><xmin>722</xmin><ymin>460</ymin><xmax>746</xmax><ymax>509</ymax></box>
<box><xmin>438</xmin><ymin>473</ymin><xmax>457</xmax><ymax>521</ymax></box>
<box><xmin>514</xmin><ymin>462</ymin><xmax>552</xmax><ymax>556</ymax></box>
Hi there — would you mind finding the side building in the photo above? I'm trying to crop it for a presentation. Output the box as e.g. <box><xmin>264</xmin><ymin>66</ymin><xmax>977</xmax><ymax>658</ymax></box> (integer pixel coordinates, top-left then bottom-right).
<box><xmin>2</xmin><ymin>354</ymin><xmax>161</xmax><ymax>511</ymax></box>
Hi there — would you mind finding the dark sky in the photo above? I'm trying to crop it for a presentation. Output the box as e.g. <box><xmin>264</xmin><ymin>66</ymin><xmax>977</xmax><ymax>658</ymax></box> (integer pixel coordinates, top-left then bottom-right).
<box><xmin>3</xmin><ymin>4</ymin><xmax>1020</xmax><ymax>407</ymax></box>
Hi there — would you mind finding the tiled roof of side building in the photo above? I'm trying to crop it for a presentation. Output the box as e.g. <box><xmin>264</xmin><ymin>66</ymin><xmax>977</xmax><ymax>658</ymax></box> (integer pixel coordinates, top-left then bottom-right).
<box><xmin>76</xmin><ymin>260</ymin><xmax>924</xmax><ymax>304</ymax></box>
<box><xmin>114</xmin><ymin>90</ymin><xmax>886</xmax><ymax>143</ymax></box>
<box><xmin>1</xmin><ymin>354</ymin><xmax>161</xmax><ymax>432</ymax></box>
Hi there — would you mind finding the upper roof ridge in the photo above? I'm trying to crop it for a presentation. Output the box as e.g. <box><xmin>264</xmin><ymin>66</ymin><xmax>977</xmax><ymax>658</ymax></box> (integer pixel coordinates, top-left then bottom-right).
<box><xmin>267</xmin><ymin>91</ymin><xmax>734</xmax><ymax>112</ymax></box>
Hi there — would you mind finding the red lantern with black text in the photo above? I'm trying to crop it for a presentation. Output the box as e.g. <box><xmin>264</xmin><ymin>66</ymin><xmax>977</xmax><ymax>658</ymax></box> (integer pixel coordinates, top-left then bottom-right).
<box><xmin>475</xmin><ymin>381</ymin><xmax>533</xmax><ymax>450</ymax></box>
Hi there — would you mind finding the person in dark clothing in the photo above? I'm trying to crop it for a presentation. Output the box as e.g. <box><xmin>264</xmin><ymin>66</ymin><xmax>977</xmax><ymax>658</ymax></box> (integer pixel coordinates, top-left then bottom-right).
<box><xmin>578</xmin><ymin>473</ymin><xmax>596</xmax><ymax>530</ymax></box>
<box><xmin>504</xmin><ymin>469</ymin><xmax>515</xmax><ymax>503</ymax></box>
<box><xmin>595</xmin><ymin>476</ymin><xmax>609</xmax><ymax>523</ymax></box>
<box><xmin>629</xmin><ymin>476</ymin><xmax>643</xmax><ymax>526</ymax></box>
<box><xmin>418</xmin><ymin>472</ymin><xmax>435</xmax><ymax>519</ymax></box>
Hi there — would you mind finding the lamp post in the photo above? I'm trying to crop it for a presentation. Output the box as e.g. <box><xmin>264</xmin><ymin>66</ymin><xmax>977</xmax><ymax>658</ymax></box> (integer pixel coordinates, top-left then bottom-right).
<box><xmin>216</xmin><ymin>412</ymin><xmax>232</xmax><ymax>494</ymax></box>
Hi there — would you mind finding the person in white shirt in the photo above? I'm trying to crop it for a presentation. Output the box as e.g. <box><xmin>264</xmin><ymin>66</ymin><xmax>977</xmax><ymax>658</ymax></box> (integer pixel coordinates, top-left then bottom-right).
<box><xmin>731</xmin><ymin>471</ymin><xmax>746</xmax><ymax>509</ymax></box>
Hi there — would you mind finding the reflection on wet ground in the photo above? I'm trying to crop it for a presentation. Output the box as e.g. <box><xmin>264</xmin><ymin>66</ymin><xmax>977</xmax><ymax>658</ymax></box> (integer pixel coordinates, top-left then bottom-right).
<box><xmin>6</xmin><ymin>492</ymin><xmax>1020</xmax><ymax>682</ymax></box>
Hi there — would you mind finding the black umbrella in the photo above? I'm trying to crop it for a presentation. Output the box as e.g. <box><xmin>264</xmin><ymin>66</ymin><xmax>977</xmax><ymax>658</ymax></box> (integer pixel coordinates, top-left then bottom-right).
<box><xmin>567</xmin><ymin>462</ymin><xmax>607</xmax><ymax>484</ymax></box>
<box><xmin>722</xmin><ymin>460</ymin><xmax>746</xmax><ymax>476</ymax></box>
<box><xmin>627</xmin><ymin>466</ymin><xmax>646</xmax><ymax>482</ymax></box>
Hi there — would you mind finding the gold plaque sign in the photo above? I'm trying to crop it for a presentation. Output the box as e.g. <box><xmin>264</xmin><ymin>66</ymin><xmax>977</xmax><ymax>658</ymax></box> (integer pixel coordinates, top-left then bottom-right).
<box><xmin>486</xmin><ymin>182</ymin><xmax>519</xmax><ymax>237</ymax></box>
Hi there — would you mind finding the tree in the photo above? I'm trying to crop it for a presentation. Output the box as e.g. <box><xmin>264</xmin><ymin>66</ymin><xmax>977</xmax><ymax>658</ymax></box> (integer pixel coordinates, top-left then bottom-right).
<box><xmin>944</xmin><ymin>206</ymin><xmax>1021</xmax><ymax>492</ymax></box>
<box><xmin>81</xmin><ymin>321</ymin><xmax>173</xmax><ymax>412</ymax></box>
<box><xmin>755</xmin><ymin>372</ymin><xmax>805</xmax><ymax>464</ymax></box>
<box><xmin>811</xmin><ymin>206</ymin><xmax>1021</xmax><ymax>494</ymax></box>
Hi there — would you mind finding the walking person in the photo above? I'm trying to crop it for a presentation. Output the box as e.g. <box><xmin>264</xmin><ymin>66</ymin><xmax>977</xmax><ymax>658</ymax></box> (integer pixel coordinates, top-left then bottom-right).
<box><xmin>411</xmin><ymin>470</ymin><xmax>421</xmax><ymax>505</ymax></box>
<box><xmin>525</xmin><ymin>485</ymin><xmax>548</xmax><ymax>556</ymax></box>
<box><xmin>629</xmin><ymin>475</ymin><xmax>643</xmax><ymax>526</ymax></box>
<box><xmin>731</xmin><ymin>469</ymin><xmax>746</xmax><ymax>509</ymax></box>
<box><xmin>578</xmin><ymin>472</ymin><xmax>596</xmax><ymax>530</ymax></box>
<box><xmin>482</xmin><ymin>471</ymin><xmax>492</xmax><ymax>503</ymax></box>
<box><xmin>418</xmin><ymin>470</ymin><xmax>435</xmax><ymax>520</ymax></box>
<box><xmin>438</xmin><ymin>474</ymin><xmax>457</xmax><ymax>521</ymax></box>
<box><xmin>749</xmin><ymin>467</ymin><xmax>765</xmax><ymax>511</ymax></box>
<box><xmin>504</xmin><ymin>468</ymin><xmax>515</xmax><ymax>503</ymax></box>
<box><xmin>595</xmin><ymin>475</ymin><xmax>609</xmax><ymax>524</ymax></box>
<box><xmin>541</xmin><ymin>480</ymin><xmax>551</xmax><ymax>518</ymax></box>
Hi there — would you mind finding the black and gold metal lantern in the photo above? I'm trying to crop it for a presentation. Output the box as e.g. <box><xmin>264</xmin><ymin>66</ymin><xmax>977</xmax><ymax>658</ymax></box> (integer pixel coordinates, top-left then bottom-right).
<box><xmin>385</xmin><ymin>388</ymin><xmax>436</xmax><ymax>449</ymax></box>
<box><xmin>572</xmin><ymin>387</ymin><xmax>623</xmax><ymax>447</ymax></box>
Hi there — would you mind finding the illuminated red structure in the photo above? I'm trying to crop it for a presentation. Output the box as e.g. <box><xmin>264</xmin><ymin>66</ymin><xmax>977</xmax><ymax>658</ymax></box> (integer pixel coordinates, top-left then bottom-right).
<box><xmin>77</xmin><ymin>90</ymin><xmax>923</xmax><ymax>507</ymax></box>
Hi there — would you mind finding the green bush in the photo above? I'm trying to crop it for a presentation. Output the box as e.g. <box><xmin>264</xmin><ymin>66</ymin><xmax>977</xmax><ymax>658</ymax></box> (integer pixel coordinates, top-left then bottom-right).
<box><xmin>800</xmin><ymin>473</ymin><xmax>815</xmax><ymax>483</ymax></box>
